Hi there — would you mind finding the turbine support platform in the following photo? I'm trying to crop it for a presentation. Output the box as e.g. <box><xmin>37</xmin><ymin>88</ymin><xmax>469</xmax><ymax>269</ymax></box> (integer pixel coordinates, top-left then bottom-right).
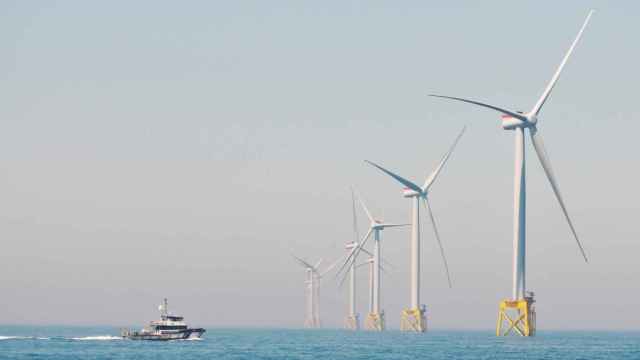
<box><xmin>344</xmin><ymin>314</ymin><xmax>360</xmax><ymax>330</ymax></box>
<box><xmin>496</xmin><ymin>293</ymin><xmax>536</xmax><ymax>336</ymax></box>
<box><xmin>365</xmin><ymin>311</ymin><xmax>385</xmax><ymax>331</ymax></box>
<box><xmin>400</xmin><ymin>306</ymin><xmax>427</xmax><ymax>332</ymax></box>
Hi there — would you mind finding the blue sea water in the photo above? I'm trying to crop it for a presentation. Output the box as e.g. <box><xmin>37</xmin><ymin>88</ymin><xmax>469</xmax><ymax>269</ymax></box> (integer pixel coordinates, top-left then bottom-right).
<box><xmin>0</xmin><ymin>326</ymin><xmax>638</xmax><ymax>359</ymax></box>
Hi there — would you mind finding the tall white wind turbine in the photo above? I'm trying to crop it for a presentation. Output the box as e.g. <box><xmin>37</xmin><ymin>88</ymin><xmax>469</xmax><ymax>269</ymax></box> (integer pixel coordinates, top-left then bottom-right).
<box><xmin>346</xmin><ymin>191</ymin><xmax>407</xmax><ymax>331</ymax></box>
<box><xmin>359</xmin><ymin>127</ymin><xmax>465</xmax><ymax>332</ymax></box>
<box><xmin>429</xmin><ymin>10</ymin><xmax>593</xmax><ymax>337</ymax></box>
<box><xmin>292</xmin><ymin>255</ymin><xmax>338</xmax><ymax>329</ymax></box>
<box><xmin>344</xmin><ymin>188</ymin><xmax>363</xmax><ymax>330</ymax></box>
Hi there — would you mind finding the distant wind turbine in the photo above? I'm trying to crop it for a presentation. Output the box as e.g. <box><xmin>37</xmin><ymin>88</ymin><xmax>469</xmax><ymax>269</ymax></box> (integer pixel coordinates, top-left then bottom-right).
<box><xmin>343</xmin><ymin>188</ymin><xmax>362</xmax><ymax>330</ymax></box>
<box><xmin>292</xmin><ymin>254</ymin><xmax>338</xmax><ymax>329</ymax></box>
<box><xmin>361</xmin><ymin>127</ymin><xmax>465</xmax><ymax>332</ymax></box>
<box><xmin>351</xmin><ymin>190</ymin><xmax>406</xmax><ymax>331</ymax></box>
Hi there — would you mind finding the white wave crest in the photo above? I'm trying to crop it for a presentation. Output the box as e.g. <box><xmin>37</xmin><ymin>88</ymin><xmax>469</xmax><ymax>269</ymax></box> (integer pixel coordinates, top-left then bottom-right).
<box><xmin>71</xmin><ymin>335</ymin><xmax>122</xmax><ymax>341</ymax></box>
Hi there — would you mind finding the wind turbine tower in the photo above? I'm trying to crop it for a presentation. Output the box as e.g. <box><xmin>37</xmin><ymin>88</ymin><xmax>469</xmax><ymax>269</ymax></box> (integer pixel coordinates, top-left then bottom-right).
<box><xmin>430</xmin><ymin>11</ymin><xmax>593</xmax><ymax>336</ymax></box>
<box><xmin>361</xmin><ymin>127</ymin><xmax>464</xmax><ymax>332</ymax></box>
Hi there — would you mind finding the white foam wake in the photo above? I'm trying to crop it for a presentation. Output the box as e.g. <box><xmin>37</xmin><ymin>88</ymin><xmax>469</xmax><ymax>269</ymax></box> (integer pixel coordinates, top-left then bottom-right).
<box><xmin>179</xmin><ymin>337</ymin><xmax>203</xmax><ymax>341</ymax></box>
<box><xmin>71</xmin><ymin>335</ymin><xmax>122</xmax><ymax>341</ymax></box>
<box><xmin>0</xmin><ymin>336</ymin><xmax>34</xmax><ymax>340</ymax></box>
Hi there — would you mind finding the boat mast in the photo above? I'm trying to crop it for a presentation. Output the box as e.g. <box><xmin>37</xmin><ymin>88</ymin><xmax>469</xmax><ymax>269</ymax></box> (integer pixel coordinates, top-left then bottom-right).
<box><xmin>160</xmin><ymin>298</ymin><xmax>169</xmax><ymax>319</ymax></box>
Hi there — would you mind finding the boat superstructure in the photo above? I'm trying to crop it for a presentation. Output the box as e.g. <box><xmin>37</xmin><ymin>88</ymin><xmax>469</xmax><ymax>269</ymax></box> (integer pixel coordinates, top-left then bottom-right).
<box><xmin>121</xmin><ymin>299</ymin><xmax>205</xmax><ymax>341</ymax></box>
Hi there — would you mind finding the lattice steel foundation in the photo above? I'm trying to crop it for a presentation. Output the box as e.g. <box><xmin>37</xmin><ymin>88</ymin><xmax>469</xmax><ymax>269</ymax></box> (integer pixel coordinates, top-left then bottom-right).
<box><xmin>496</xmin><ymin>293</ymin><xmax>536</xmax><ymax>336</ymax></box>
<box><xmin>400</xmin><ymin>307</ymin><xmax>427</xmax><ymax>332</ymax></box>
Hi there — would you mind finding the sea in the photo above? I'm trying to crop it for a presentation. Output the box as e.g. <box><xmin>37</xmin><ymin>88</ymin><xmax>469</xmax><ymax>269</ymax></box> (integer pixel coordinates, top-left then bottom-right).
<box><xmin>0</xmin><ymin>326</ymin><xmax>638</xmax><ymax>359</ymax></box>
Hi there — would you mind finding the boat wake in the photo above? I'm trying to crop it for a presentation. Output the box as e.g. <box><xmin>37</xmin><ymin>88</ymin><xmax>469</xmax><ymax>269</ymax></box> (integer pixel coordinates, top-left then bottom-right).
<box><xmin>0</xmin><ymin>336</ymin><xmax>30</xmax><ymax>340</ymax></box>
<box><xmin>0</xmin><ymin>336</ymin><xmax>50</xmax><ymax>341</ymax></box>
<box><xmin>1</xmin><ymin>335</ymin><xmax>126</xmax><ymax>341</ymax></box>
<box><xmin>71</xmin><ymin>335</ymin><xmax>122</xmax><ymax>341</ymax></box>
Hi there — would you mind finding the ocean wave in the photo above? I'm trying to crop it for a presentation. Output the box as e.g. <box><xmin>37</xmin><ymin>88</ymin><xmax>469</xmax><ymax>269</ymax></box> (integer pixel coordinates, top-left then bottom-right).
<box><xmin>71</xmin><ymin>335</ymin><xmax>122</xmax><ymax>341</ymax></box>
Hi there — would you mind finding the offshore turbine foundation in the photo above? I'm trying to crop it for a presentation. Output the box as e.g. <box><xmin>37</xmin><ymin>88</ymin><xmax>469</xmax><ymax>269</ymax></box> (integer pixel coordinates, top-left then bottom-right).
<box><xmin>344</xmin><ymin>314</ymin><xmax>359</xmax><ymax>330</ymax></box>
<box><xmin>365</xmin><ymin>311</ymin><xmax>385</xmax><ymax>331</ymax></box>
<box><xmin>400</xmin><ymin>305</ymin><xmax>427</xmax><ymax>332</ymax></box>
<box><xmin>496</xmin><ymin>292</ymin><xmax>536</xmax><ymax>336</ymax></box>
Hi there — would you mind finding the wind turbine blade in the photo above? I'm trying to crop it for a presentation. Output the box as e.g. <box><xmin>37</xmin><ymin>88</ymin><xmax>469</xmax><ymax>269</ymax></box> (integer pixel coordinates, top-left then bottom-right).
<box><xmin>429</xmin><ymin>95</ymin><xmax>526</xmax><ymax>121</ymax></box>
<box><xmin>354</xmin><ymin>190</ymin><xmax>375</xmax><ymax>223</ymax></box>
<box><xmin>364</xmin><ymin>160</ymin><xmax>422</xmax><ymax>193</ymax></box>
<box><xmin>319</xmin><ymin>256</ymin><xmax>342</xmax><ymax>278</ymax></box>
<box><xmin>291</xmin><ymin>254</ymin><xmax>314</xmax><ymax>269</ymax></box>
<box><xmin>531</xmin><ymin>10</ymin><xmax>594</xmax><ymax>116</ymax></box>
<box><xmin>314</xmin><ymin>258</ymin><xmax>324</xmax><ymax>270</ymax></box>
<box><xmin>350</xmin><ymin>186</ymin><xmax>360</xmax><ymax>245</ymax></box>
<box><xmin>336</xmin><ymin>227</ymin><xmax>373</xmax><ymax>277</ymax></box>
<box><xmin>381</xmin><ymin>257</ymin><xmax>396</xmax><ymax>270</ymax></box>
<box><xmin>337</xmin><ymin>256</ymin><xmax>362</xmax><ymax>288</ymax></box>
<box><xmin>379</xmin><ymin>263</ymin><xmax>391</xmax><ymax>276</ymax></box>
<box><xmin>422</xmin><ymin>198</ymin><xmax>453</xmax><ymax>288</ymax></box>
<box><xmin>530</xmin><ymin>128</ymin><xmax>589</xmax><ymax>262</ymax></box>
<box><xmin>360</xmin><ymin>247</ymin><xmax>374</xmax><ymax>257</ymax></box>
<box><xmin>422</xmin><ymin>126</ymin><xmax>466</xmax><ymax>192</ymax></box>
<box><xmin>351</xmin><ymin>228</ymin><xmax>375</xmax><ymax>269</ymax></box>
<box><xmin>335</xmin><ymin>246</ymin><xmax>358</xmax><ymax>278</ymax></box>
<box><xmin>337</xmin><ymin>267</ymin><xmax>351</xmax><ymax>288</ymax></box>
<box><xmin>379</xmin><ymin>223</ymin><xmax>410</xmax><ymax>228</ymax></box>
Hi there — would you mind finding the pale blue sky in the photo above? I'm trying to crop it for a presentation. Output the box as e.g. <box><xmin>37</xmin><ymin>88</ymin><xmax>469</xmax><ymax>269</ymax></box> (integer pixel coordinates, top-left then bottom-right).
<box><xmin>0</xmin><ymin>1</ymin><xmax>638</xmax><ymax>329</ymax></box>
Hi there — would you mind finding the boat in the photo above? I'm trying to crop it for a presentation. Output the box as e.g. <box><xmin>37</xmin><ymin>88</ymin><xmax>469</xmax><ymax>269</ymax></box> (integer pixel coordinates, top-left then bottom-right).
<box><xmin>121</xmin><ymin>299</ymin><xmax>206</xmax><ymax>341</ymax></box>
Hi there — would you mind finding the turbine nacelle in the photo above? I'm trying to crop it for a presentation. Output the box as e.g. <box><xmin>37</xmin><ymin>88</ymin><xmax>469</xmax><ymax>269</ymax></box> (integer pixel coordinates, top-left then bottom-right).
<box><xmin>402</xmin><ymin>187</ymin><xmax>422</xmax><ymax>198</ymax></box>
<box><xmin>501</xmin><ymin>112</ymin><xmax>533</xmax><ymax>130</ymax></box>
<box><xmin>372</xmin><ymin>224</ymin><xmax>384</xmax><ymax>230</ymax></box>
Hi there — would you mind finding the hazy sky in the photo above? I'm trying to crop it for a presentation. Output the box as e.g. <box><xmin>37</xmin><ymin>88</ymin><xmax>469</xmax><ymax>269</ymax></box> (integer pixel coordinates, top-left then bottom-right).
<box><xmin>1</xmin><ymin>1</ymin><xmax>639</xmax><ymax>330</ymax></box>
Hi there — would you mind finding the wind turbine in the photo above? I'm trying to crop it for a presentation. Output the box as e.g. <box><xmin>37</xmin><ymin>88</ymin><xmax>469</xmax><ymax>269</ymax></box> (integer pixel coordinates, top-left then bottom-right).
<box><xmin>347</xmin><ymin>191</ymin><xmax>407</xmax><ymax>331</ymax></box>
<box><xmin>343</xmin><ymin>188</ymin><xmax>362</xmax><ymax>330</ymax></box>
<box><xmin>357</xmin><ymin>127</ymin><xmax>465</xmax><ymax>332</ymax></box>
<box><xmin>429</xmin><ymin>10</ymin><xmax>593</xmax><ymax>337</ymax></box>
<box><xmin>292</xmin><ymin>255</ymin><xmax>338</xmax><ymax>329</ymax></box>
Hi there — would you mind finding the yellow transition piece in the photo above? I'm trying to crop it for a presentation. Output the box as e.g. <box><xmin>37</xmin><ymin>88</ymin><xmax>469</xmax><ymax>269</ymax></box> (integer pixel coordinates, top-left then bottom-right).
<box><xmin>496</xmin><ymin>296</ymin><xmax>536</xmax><ymax>336</ymax></box>
<box><xmin>400</xmin><ymin>307</ymin><xmax>427</xmax><ymax>333</ymax></box>
<box><xmin>365</xmin><ymin>312</ymin><xmax>385</xmax><ymax>331</ymax></box>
